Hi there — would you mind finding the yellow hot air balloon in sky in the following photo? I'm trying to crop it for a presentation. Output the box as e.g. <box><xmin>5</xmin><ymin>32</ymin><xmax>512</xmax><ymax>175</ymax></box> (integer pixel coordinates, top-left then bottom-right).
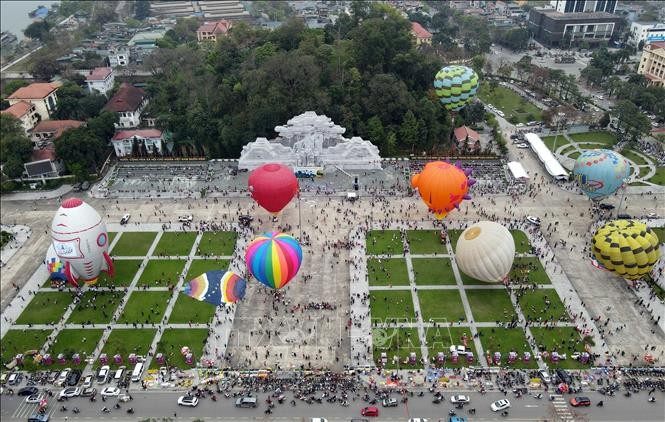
<box><xmin>592</xmin><ymin>220</ymin><xmax>660</xmax><ymax>280</ymax></box>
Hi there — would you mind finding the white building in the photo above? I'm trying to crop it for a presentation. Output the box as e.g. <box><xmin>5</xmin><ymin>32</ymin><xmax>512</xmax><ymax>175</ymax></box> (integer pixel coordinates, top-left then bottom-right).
<box><xmin>103</xmin><ymin>83</ymin><xmax>148</xmax><ymax>129</ymax></box>
<box><xmin>111</xmin><ymin>129</ymin><xmax>164</xmax><ymax>157</ymax></box>
<box><xmin>550</xmin><ymin>0</ymin><xmax>618</xmax><ymax>14</ymax></box>
<box><xmin>629</xmin><ymin>22</ymin><xmax>665</xmax><ymax>47</ymax></box>
<box><xmin>108</xmin><ymin>46</ymin><xmax>129</xmax><ymax>67</ymax></box>
<box><xmin>6</xmin><ymin>82</ymin><xmax>61</xmax><ymax>120</ymax></box>
<box><xmin>85</xmin><ymin>67</ymin><xmax>115</xmax><ymax>96</ymax></box>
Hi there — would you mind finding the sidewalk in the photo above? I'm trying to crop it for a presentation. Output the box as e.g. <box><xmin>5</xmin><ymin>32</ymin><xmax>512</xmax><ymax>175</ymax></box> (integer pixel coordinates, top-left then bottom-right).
<box><xmin>0</xmin><ymin>185</ymin><xmax>72</xmax><ymax>201</ymax></box>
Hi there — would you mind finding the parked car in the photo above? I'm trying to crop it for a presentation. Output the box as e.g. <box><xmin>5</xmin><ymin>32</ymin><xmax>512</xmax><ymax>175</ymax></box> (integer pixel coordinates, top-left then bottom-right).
<box><xmin>66</xmin><ymin>369</ymin><xmax>81</xmax><ymax>386</ymax></box>
<box><xmin>515</xmin><ymin>143</ymin><xmax>529</xmax><ymax>149</ymax></box>
<box><xmin>8</xmin><ymin>372</ymin><xmax>22</xmax><ymax>385</ymax></box>
<box><xmin>81</xmin><ymin>181</ymin><xmax>90</xmax><ymax>191</ymax></box>
<box><xmin>177</xmin><ymin>396</ymin><xmax>199</xmax><ymax>407</ymax></box>
<box><xmin>82</xmin><ymin>375</ymin><xmax>93</xmax><ymax>389</ymax></box>
<box><xmin>96</xmin><ymin>365</ymin><xmax>110</xmax><ymax>384</ymax></box>
<box><xmin>599</xmin><ymin>203</ymin><xmax>615</xmax><ymax>210</ymax></box>
<box><xmin>646</xmin><ymin>212</ymin><xmax>659</xmax><ymax>219</ymax></box>
<box><xmin>18</xmin><ymin>386</ymin><xmax>39</xmax><ymax>396</ymax></box>
<box><xmin>81</xmin><ymin>387</ymin><xmax>96</xmax><ymax>397</ymax></box>
<box><xmin>361</xmin><ymin>406</ymin><xmax>379</xmax><ymax>417</ymax></box>
<box><xmin>72</xmin><ymin>183</ymin><xmax>82</xmax><ymax>192</ymax></box>
<box><xmin>178</xmin><ymin>215</ymin><xmax>193</xmax><ymax>223</ymax></box>
<box><xmin>539</xmin><ymin>370</ymin><xmax>552</xmax><ymax>383</ymax></box>
<box><xmin>617</xmin><ymin>213</ymin><xmax>631</xmax><ymax>219</ymax></box>
<box><xmin>120</xmin><ymin>214</ymin><xmax>131</xmax><ymax>225</ymax></box>
<box><xmin>55</xmin><ymin>369</ymin><xmax>70</xmax><ymax>387</ymax></box>
<box><xmin>382</xmin><ymin>398</ymin><xmax>398</xmax><ymax>407</ymax></box>
<box><xmin>491</xmin><ymin>399</ymin><xmax>511</xmax><ymax>411</ymax></box>
<box><xmin>27</xmin><ymin>414</ymin><xmax>49</xmax><ymax>422</ymax></box>
<box><xmin>526</xmin><ymin>216</ymin><xmax>541</xmax><ymax>225</ymax></box>
<box><xmin>556</xmin><ymin>369</ymin><xmax>573</xmax><ymax>385</ymax></box>
<box><xmin>570</xmin><ymin>396</ymin><xmax>591</xmax><ymax>407</ymax></box>
<box><xmin>235</xmin><ymin>397</ymin><xmax>257</xmax><ymax>408</ymax></box>
<box><xmin>100</xmin><ymin>386</ymin><xmax>120</xmax><ymax>397</ymax></box>
<box><xmin>58</xmin><ymin>387</ymin><xmax>81</xmax><ymax>398</ymax></box>
<box><xmin>26</xmin><ymin>393</ymin><xmax>46</xmax><ymax>403</ymax></box>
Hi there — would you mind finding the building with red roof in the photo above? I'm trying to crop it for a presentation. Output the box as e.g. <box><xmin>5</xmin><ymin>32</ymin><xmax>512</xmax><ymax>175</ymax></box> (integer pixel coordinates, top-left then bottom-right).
<box><xmin>111</xmin><ymin>129</ymin><xmax>164</xmax><ymax>157</ymax></box>
<box><xmin>410</xmin><ymin>21</ymin><xmax>432</xmax><ymax>46</ymax></box>
<box><xmin>1</xmin><ymin>101</ymin><xmax>40</xmax><ymax>133</ymax></box>
<box><xmin>453</xmin><ymin>125</ymin><xmax>481</xmax><ymax>153</ymax></box>
<box><xmin>103</xmin><ymin>83</ymin><xmax>148</xmax><ymax>128</ymax></box>
<box><xmin>23</xmin><ymin>145</ymin><xmax>64</xmax><ymax>178</ymax></box>
<box><xmin>197</xmin><ymin>20</ymin><xmax>232</xmax><ymax>42</ymax></box>
<box><xmin>30</xmin><ymin>120</ymin><xmax>84</xmax><ymax>145</ymax></box>
<box><xmin>85</xmin><ymin>67</ymin><xmax>115</xmax><ymax>95</ymax></box>
<box><xmin>638</xmin><ymin>41</ymin><xmax>665</xmax><ymax>88</ymax></box>
<box><xmin>6</xmin><ymin>81</ymin><xmax>61</xmax><ymax>119</ymax></box>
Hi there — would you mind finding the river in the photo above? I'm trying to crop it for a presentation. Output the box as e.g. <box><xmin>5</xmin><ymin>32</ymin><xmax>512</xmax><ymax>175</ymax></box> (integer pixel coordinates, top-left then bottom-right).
<box><xmin>1</xmin><ymin>1</ymin><xmax>59</xmax><ymax>41</ymax></box>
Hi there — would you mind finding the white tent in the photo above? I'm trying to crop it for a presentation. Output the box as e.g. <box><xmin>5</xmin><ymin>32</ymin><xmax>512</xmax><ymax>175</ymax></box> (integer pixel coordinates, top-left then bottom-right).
<box><xmin>507</xmin><ymin>161</ymin><xmax>529</xmax><ymax>181</ymax></box>
<box><xmin>524</xmin><ymin>133</ymin><xmax>569</xmax><ymax>180</ymax></box>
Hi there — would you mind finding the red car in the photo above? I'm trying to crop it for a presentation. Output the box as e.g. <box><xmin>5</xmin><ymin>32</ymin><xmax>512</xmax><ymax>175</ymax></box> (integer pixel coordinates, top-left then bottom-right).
<box><xmin>570</xmin><ymin>396</ymin><xmax>591</xmax><ymax>407</ymax></box>
<box><xmin>361</xmin><ymin>406</ymin><xmax>379</xmax><ymax>417</ymax></box>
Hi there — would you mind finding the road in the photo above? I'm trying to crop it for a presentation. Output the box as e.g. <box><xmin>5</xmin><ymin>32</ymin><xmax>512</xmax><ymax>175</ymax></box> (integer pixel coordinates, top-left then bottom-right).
<box><xmin>2</xmin><ymin>389</ymin><xmax>664</xmax><ymax>421</ymax></box>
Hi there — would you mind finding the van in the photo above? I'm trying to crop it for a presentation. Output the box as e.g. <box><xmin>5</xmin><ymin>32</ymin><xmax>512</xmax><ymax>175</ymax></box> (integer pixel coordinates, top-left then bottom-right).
<box><xmin>131</xmin><ymin>363</ymin><xmax>144</xmax><ymax>382</ymax></box>
<box><xmin>235</xmin><ymin>397</ymin><xmax>257</xmax><ymax>408</ymax></box>
<box><xmin>114</xmin><ymin>367</ymin><xmax>125</xmax><ymax>382</ymax></box>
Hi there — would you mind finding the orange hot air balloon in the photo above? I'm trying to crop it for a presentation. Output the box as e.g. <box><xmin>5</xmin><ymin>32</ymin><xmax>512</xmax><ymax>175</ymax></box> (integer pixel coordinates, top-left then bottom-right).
<box><xmin>410</xmin><ymin>161</ymin><xmax>475</xmax><ymax>219</ymax></box>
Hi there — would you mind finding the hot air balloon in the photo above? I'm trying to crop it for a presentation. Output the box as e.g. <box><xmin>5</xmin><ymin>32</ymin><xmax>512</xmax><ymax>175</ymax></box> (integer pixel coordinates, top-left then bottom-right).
<box><xmin>592</xmin><ymin>220</ymin><xmax>660</xmax><ymax>280</ymax></box>
<box><xmin>411</xmin><ymin>161</ymin><xmax>475</xmax><ymax>219</ymax></box>
<box><xmin>182</xmin><ymin>270</ymin><xmax>246</xmax><ymax>306</ymax></box>
<box><xmin>45</xmin><ymin>244</ymin><xmax>71</xmax><ymax>288</ymax></box>
<box><xmin>433</xmin><ymin>65</ymin><xmax>480</xmax><ymax>112</ymax></box>
<box><xmin>455</xmin><ymin>221</ymin><xmax>515</xmax><ymax>283</ymax></box>
<box><xmin>248</xmin><ymin>163</ymin><xmax>299</xmax><ymax>214</ymax></box>
<box><xmin>573</xmin><ymin>149</ymin><xmax>630</xmax><ymax>200</ymax></box>
<box><xmin>245</xmin><ymin>232</ymin><xmax>303</xmax><ymax>289</ymax></box>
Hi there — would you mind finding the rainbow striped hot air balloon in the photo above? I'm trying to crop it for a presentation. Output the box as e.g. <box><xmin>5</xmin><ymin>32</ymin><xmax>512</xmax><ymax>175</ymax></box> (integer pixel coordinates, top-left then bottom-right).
<box><xmin>182</xmin><ymin>270</ymin><xmax>246</xmax><ymax>305</ymax></box>
<box><xmin>245</xmin><ymin>232</ymin><xmax>303</xmax><ymax>289</ymax></box>
<box><xmin>433</xmin><ymin>65</ymin><xmax>479</xmax><ymax>112</ymax></box>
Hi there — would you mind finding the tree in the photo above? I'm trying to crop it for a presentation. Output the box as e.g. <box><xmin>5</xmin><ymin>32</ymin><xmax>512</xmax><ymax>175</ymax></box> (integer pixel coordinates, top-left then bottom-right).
<box><xmin>599</xmin><ymin>112</ymin><xmax>610</xmax><ymax>128</ymax></box>
<box><xmin>460</xmin><ymin>102</ymin><xmax>486</xmax><ymax>125</ymax></box>
<box><xmin>2</xmin><ymin>80</ymin><xmax>29</xmax><ymax>97</ymax></box>
<box><xmin>87</xmin><ymin>111</ymin><xmax>119</xmax><ymax>141</ymax></box>
<box><xmin>400</xmin><ymin>110</ymin><xmax>419</xmax><ymax>151</ymax></box>
<box><xmin>498</xmin><ymin>28</ymin><xmax>530</xmax><ymax>51</ymax></box>
<box><xmin>0</xmin><ymin>114</ymin><xmax>33</xmax><ymax>178</ymax></box>
<box><xmin>134</xmin><ymin>0</ymin><xmax>150</xmax><ymax>20</ymax></box>
<box><xmin>612</xmin><ymin>100</ymin><xmax>651</xmax><ymax>142</ymax></box>
<box><xmin>24</xmin><ymin>21</ymin><xmax>51</xmax><ymax>42</ymax></box>
<box><xmin>55</xmin><ymin>127</ymin><xmax>106</xmax><ymax>172</ymax></box>
<box><xmin>2</xmin><ymin>157</ymin><xmax>24</xmax><ymax>178</ymax></box>
<box><xmin>363</xmin><ymin>116</ymin><xmax>386</xmax><ymax>152</ymax></box>
<box><xmin>30</xmin><ymin>57</ymin><xmax>60</xmax><ymax>81</ymax></box>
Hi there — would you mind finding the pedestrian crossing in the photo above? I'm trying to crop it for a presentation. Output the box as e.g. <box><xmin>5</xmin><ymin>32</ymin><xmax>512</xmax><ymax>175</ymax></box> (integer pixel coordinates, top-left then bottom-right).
<box><xmin>551</xmin><ymin>393</ymin><xmax>574</xmax><ymax>422</ymax></box>
<box><xmin>12</xmin><ymin>400</ymin><xmax>57</xmax><ymax>419</ymax></box>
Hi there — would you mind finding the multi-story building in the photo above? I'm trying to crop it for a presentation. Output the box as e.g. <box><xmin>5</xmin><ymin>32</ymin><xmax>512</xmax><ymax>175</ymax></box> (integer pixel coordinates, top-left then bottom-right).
<box><xmin>111</xmin><ymin>129</ymin><xmax>164</xmax><ymax>157</ymax></box>
<box><xmin>196</xmin><ymin>20</ymin><xmax>232</xmax><ymax>42</ymax></box>
<box><xmin>85</xmin><ymin>67</ymin><xmax>115</xmax><ymax>96</ymax></box>
<box><xmin>410</xmin><ymin>22</ymin><xmax>432</xmax><ymax>46</ymax></box>
<box><xmin>30</xmin><ymin>120</ymin><xmax>84</xmax><ymax>146</ymax></box>
<box><xmin>528</xmin><ymin>8</ymin><xmax>622</xmax><ymax>47</ymax></box>
<box><xmin>103</xmin><ymin>83</ymin><xmax>148</xmax><ymax>129</ymax></box>
<box><xmin>638</xmin><ymin>41</ymin><xmax>665</xmax><ymax>87</ymax></box>
<box><xmin>6</xmin><ymin>82</ymin><xmax>61</xmax><ymax>120</ymax></box>
<box><xmin>629</xmin><ymin>22</ymin><xmax>665</xmax><ymax>47</ymax></box>
<box><xmin>550</xmin><ymin>0</ymin><xmax>618</xmax><ymax>14</ymax></box>
<box><xmin>1</xmin><ymin>102</ymin><xmax>40</xmax><ymax>134</ymax></box>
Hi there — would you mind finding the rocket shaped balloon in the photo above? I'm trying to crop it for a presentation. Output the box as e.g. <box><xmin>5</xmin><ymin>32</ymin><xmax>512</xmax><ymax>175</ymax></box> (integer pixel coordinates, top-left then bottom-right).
<box><xmin>50</xmin><ymin>198</ymin><xmax>114</xmax><ymax>286</ymax></box>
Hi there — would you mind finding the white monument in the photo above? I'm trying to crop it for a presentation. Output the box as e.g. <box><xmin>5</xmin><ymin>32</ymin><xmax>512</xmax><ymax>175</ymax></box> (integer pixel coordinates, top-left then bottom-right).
<box><xmin>238</xmin><ymin>111</ymin><xmax>382</xmax><ymax>170</ymax></box>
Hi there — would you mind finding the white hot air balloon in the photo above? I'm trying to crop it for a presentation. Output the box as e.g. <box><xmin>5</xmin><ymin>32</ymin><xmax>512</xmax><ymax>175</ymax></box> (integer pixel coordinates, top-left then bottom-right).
<box><xmin>455</xmin><ymin>221</ymin><xmax>515</xmax><ymax>283</ymax></box>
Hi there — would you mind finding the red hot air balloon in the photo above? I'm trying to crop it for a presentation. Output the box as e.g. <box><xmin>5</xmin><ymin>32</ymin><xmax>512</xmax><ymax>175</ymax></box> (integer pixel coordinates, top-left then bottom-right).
<box><xmin>248</xmin><ymin>163</ymin><xmax>299</xmax><ymax>214</ymax></box>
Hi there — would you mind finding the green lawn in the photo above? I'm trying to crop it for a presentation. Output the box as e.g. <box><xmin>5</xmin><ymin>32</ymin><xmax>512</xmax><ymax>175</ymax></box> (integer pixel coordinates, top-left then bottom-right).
<box><xmin>112</xmin><ymin>232</ymin><xmax>157</xmax><ymax>256</ymax></box>
<box><xmin>530</xmin><ymin>327</ymin><xmax>592</xmax><ymax>369</ymax></box>
<box><xmin>406</xmin><ymin>230</ymin><xmax>447</xmax><ymax>254</ymax></box>
<box><xmin>95</xmin><ymin>259</ymin><xmax>142</xmax><ymax>287</ymax></box>
<box><xmin>67</xmin><ymin>292</ymin><xmax>123</xmax><ymax>324</ymax></box>
<box><xmin>418</xmin><ymin>290</ymin><xmax>465</xmax><ymax>322</ymax></box>
<box><xmin>118</xmin><ymin>291</ymin><xmax>173</xmax><ymax>324</ymax></box>
<box><xmin>541</xmin><ymin>135</ymin><xmax>567</xmax><ymax>152</ymax></box>
<box><xmin>510</xmin><ymin>230</ymin><xmax>532</xmax><ymax>254</ymax></box>
<box><xmin>567</xmin><ymin>150</ymin><xmax>581</xmax><ymax>160</ymax></box>
<box><xmin>517</xmin><ymin>289</ymin><xmax>569</xmax><ymax>322</ymax></box>
<box><xmin>101</xmin><ymin>329</ymin><xmax>156</xmax><ymax>368</ymax></box>
<box><xmin>151</xmin><ymin>328</ymin><xmax>208</xmax><ymax>369</ymax></box>
<box><xmin>373</xmin><ymin>328</ymin><xmax>421</xmax><ymax>369</ymax></box>
<box><xmin>16</xmin><ymin>292</ymin><xmax>73</xmax><ymax>325</ymax></box>
<box><xmin>0</xmin><ymin>330</ymin><xmax>51</xmax><ymax>368</ymax></box>
<box><xmin>509</xmin><ymin>257</ymin><xmax>551</xmax><ymax>285</ymax></box>
<box><xmin>447</xmin><ymin>230</ymin><xmax>463</xmax><ymax>252</ymax></box>
<box><xmin>137</xmin><ymin>260</ymin><xmax>186</xmax><ymax>287</ymax></box>
<box><xmin>621</xmin><ymin>149</ymin><xmax>650</xmax><ymax>166</ymax></box>
<box><xmin>478</xmin><ymin>82</ymin><xmax>542</xmax><ymax>124</ymax></box>
<box><xmin>185</xmin><ymin>259</ymin><xmax>231</xmax><ymax>280</ymax></box>
<box><xmin>649</xmin><ymin>167</ymin><xmax>665</xmax><ymax>186</ymax></box>
<box><xmin>568</xmin><ymin>131</ymin><xmax>617</xmax><ymax>146</ymax></box>
<box><xmin>48</xmin><ymin>329</ymin><xmax>104</xmax><ymax>369</ymax></box>
<box><xmin>466</xmin><ymin>289</ymin><xmax>517</xmax><ymax>322</ymax></box>
<box><xmin>169</xmin><ymin>294</ymin><xmax>217</xmax><ymax>324</ymax></box>
<box><xmin>108</xmin><ymin>232</ymin><xmax>117</xmax><ymax>245</ymax></box>
<box><xmin>477</xmin><ymin>327</ymin><xmax>538</xmax><ymax>369</ymax></box>
<box><xmin>630</xmin><ymin>181</ymin><xmax>649</xmax><ymax>186</ymax></box>
<box><xmin>366</xmin><ymin>230</ymin><xmax>403</xmax><ymax>255</ymax></box>
<box><xmin>425</xmin><ymin>326</ymin><xmax>477</xmax><ymax>368</ymax></box>
<box><xmin>196</xmin><ymin>231</ymin><xmax>237</xmax><ymax>256</ymax></box>
<box><xmin>412</xmin><ymin>258</ymin><xmax>457</xmax><ymax>285</ymax></box>
<box><xmin>370</xmin><ymin>290</ymin><xmax>415</xmax><ymax>321</ymax></box>
<box><xmin>367</xmin><ymin>258</ymin><xmax>409</xmax><ymax>286</ymax></box>
<box><xmin>153</xmin><ymin>232</ymin><xmax>198</xmax><ymax>256</ymax></box>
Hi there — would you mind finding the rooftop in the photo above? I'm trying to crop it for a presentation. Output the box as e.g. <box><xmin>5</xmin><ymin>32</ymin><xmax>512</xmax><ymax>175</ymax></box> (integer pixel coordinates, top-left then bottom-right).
<box><xmin>31</xmin><ymin>120</ymin><xmax>84</xmax><ymax>138</ymax></box>
<box><xmin>646</xmin><ymin>41</ymin><xmax>665</xmax><ymax>50</ymax></box>
<box><xmin>454</xmin><ymin>126</ymin><xmax>480</xmax><ymax>142</ymax></box>
<box><xmin>85</xmin><ymin>67</ymin><xmax>113</xmax><ymax>81</ymax></box>
<box><xmin>1</xmin><ymin>101</ymin><xmax>33</xmax><ymax>119</ymax></box>
<box><xmin>197</xmin><ymin>19</ymin><xmax>232</xmax><ymax>35</ymax></box>
<box><xmin>7</xmin><ymin>82</ymin><xmax>61</xmax><ymax>100</ymax></box>
<box><xmin>104</xmin><ymin>83</ymin><xmax>146</xmax><ymax>113</ymax></box>
<box><xmin>30</xmin><ymin>147</ymin><xmax>57</xmax><ymax>162</ymax></box>
<box><xmin>533</xmin><ymin>8</ymin><xmax>620</xmax><ymax>20</ymax></box>
<box><xmin>410</xmin><ymin>21</ymin><xmax>432</xmax><ymax>39</ymax></box>
<box><xmin>112</xmin><ymin>129</ymin><xmax>163</xmax><ymax>140</ymax></box>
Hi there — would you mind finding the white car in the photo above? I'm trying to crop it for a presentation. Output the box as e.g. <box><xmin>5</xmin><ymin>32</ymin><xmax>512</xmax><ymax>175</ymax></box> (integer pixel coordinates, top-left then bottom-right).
<box><xmin>55</xmin><ymin>369</ymin><xmax>70</xmax><ymax>386</ymax></box>
<box><xmin>101</xmin><ymin>387</ymin><xmax>120</xmax><ymax>397</ymax></box>
<box><xmin>178</xmin><ymin>215</ymin><xmax>193</xmax><ymax>223</ymax></box>
<box><xmin>120</xmin><ymin>214</ymin><xmax>131</xmax><ymax>225</ymax></box>
<box><xmin>26</xmin><ymin>393</ymin><xmax>46</xmax><ymax>403</ymax></box>
<box><xmin>450</xmin><ymin>395</ymin><xmax>470</xmax><ymax>404</ymax></box>
<box><xmin>177</xmin><ymin>395</ymin><xmax>199</xmax><ymax>407</ymax></box>
<box><xmin>515</xmin><ymin>123</ymin><xmax>525</xmax><ymax>128</ymax></box>
<box><xmin>82</xmin><ymin>375</ymin><xmax>94</xmax><ymax>389</ymax></box>
<box><xmin>97</xmin><ymin>365</ymin><xmax>110</xmax><ymax>384</ymax></box>
<box><xmin>516</xmin><ymin>143</ymin><xmax>529</xmax><ymax>149</ymax></box>
<box><xmin>497</xmin><ymin>111</ymin><xmax>505</xmax><ymax>117</ymax></box>
<box><xmin>539</xmin><ymin>370</ymin><xmax>552</xmax><ymax>383</ymax></box>
<box><xmin>526</xmin><ymin>216</ymin><xmax>541</xmax><ymax>226</ymax></box>
<box><xmin>647</xmin><ymin>212</ymin><xmax>659</xmax><ymax>219</ymax></box>
<box><xmin>408</xmin><ymin>419</ymin><xmax>429</xmax><ymax>422</ymax></box>
<box><xmin>491</xmin><ymin>399</ymin><xmax>511</xmax><ymax>411</ymax></box>
<box><xmin>58</xmin><ymin>387</ymin><xmax>81</xmax><ymax>398</ymax></box>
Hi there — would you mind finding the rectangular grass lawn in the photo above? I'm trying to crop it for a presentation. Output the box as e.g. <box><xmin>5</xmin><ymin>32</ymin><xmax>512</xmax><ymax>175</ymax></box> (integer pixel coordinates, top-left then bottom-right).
<box><xmin>48</xmin><ymin>329</ymin><xmax>104</xmax><ymax>369</ymax></box>
<box><xmin>137</xmin><ymin>259</ymin><xmax>186</xmax><ymax>287</ymax></box>
<box><xmin>101</xmin><ymin>328</ymin><xmax>156</xmax><ymax>368</ymax></box>
<box><xmin>367</xmin><ymin>258</ymin><xmax>409</xmax><ymax>286</ymax></box>
<box><xmin>366</xmin><ymin>230</ymin><xmax>403</xmax><ymax>255</ymax></box>
<box><xmin>151</xmin><ymin>328</ymin><xmax>208</xmax><ymax>369</ymax></box>
<box><xmin>373</xmin><ymin>328</ymin><xmax>421</xmax><ymax>369</ymax></box>
<box><xmin>0</xmin><ymin>329</ymin><xmax>51</xmax><ymax>369</ymax></box>
<box><xmin>412</xmin><ymin>258</ymin><xmax>457</xmax><ymax>285</ymax></box>
<box><xmin>153</xmin><ymin>232</ymin><xmax>198</xmax><ymax>256</ymax></box>
<box><xmin>168</xmin><ymin>294</ymin><xmax>217</xmax><ymax>324</ymax></box>
<box><xmin>185</xmin><ymin>259</ymin><xmax>231</xmax><ymax>280</ymax></box>
<box><xmin>477</xmin><ymin>83</ymin><xmax>542</xmax><ymax>124</ymax></box>
<box><xmin>370</xmin><ymin>290</ymin><xmax>415</xmax><ymax>321</ymax></box>
<box><xmin>16</xmin><ymin>292</ymin><xmax>73</xmax><ymax>325</ymax></box>
<box><xmin>477</xmin><ymin>327</ymin><xmax>537</xmax><ymax>369</ymax></box>
<box><xmin>425</xmin><ymin>326</ymin><xmax>477</xmax><ymax>368</ymax></box>
<box><xmin>447</xmin><ymin>230</ymin><xmax>463</xmax><ymax>252</ymax></box>
<box><xmin>569</xmin><ymin>131</ymin><xmax>617</xmax><ymax>146</ymax></box>
<box><xmin>517</xmin><ymin>289</ymin><xmax>569</xmax><ymax>321</ymax></box>
<box><xmin>510</xmin><ymin>230</ymin><xmax>532</xmax><ymax>254</ymax></box>
<box><xmin>650</xmin><ymin>167</ymin><xmax>665</xmax><ymax>186</ymax></box>
<box><xmin>406</xmin><ymin>230</ymin><xmax>447</xmax><ymax>254</ymax></box>
<box><xmin>509</xmin><ymin>257</ymin><xmax>551</xmax><ymax>285</ymax></box>
<box><xmin>67</xmin><ymin>291</ymin><xmax>123</xmax><ymax>324</ymax></box>
<box><xmin>196</xmin><ymin>231</ymin><xmax>237</xmax><ymax>256</ymax></box>
<box><xmin>95</xmin><ymin>259</ymin><xmax>142</xmax><ymax>287</ymax></box>
<box><xmin>418</xmin><ymin>290</ymin><xmax>465</xmax><ymax>322</ymax></box>
<box><xmin>118</xmin><ymin>291</ymin><xmax>173</xmax><ymax>324</ymax></box>
<box><xmin>465</xmin><ymin>289</ymin><xmax>517</xmax><ymax>322</ymax></box>
<box><xmin>530</xmin><ymin>327</ymin><xmax>591</xmax><ymax>369</ymax></box>
<box><xmin>108</xmin><ymin>232</ymin><xmax>117</xmax><ymax>245</ymax></box>
<box><xmin>111</xmin><ymin>232</ymin><xmax>157</xmax><ymax>256</ymax></box>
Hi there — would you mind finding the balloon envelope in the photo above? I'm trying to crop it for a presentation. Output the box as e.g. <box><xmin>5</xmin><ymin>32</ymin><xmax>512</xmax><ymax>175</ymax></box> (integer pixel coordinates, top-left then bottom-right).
<box><xmin>592</xmin><ymin>220</ymin><xmax>660</xmax><ymax>280</ymax></box>
<box><xmin>182</xmin><ymin>270</ymin><xmax>246</xmax><ymax>305</ymax></box>
<box><xmin>45</xmin><ymin>244</ymin><xmax>70</xmax><ymax>286</ymax></box>
<box><xmin>248</xmin><ymin>163</ymin><xmax>299</xmax><ymax>214</ymax></box>
<box><xmin>573</xmin><ymin>149</ymin><xmax>630</xmax><ymax>200</ymax></box>
<box><xmin>245</xmin><ymin>232</ymin><xmax>303</xmax><ymax>289</ymax></box>
<box><xmin>411</xmin><ymin>161</ymin><xmax>473</xmax><ymax>219</ymax></box>
<box><xmin>433</xmin><ymin>65</ymin><xmax>479</xmax><ymax>111</ymax></box>
<box><xmin>455</xmin><ymin>221</ymin><xmax>515</xmax><ymax>283</ymax></box>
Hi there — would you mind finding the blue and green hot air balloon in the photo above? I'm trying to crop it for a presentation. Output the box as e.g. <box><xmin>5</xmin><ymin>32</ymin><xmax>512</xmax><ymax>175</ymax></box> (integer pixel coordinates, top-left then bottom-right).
<box><xmin>573</xmin><ymin>149</ymin><xmax>630</xmax><ymax>200</ymax></box>
<box><xmin>433</xmin><ymin>65</ymin><xmax>480</xmax><ymax>112</ymax></box>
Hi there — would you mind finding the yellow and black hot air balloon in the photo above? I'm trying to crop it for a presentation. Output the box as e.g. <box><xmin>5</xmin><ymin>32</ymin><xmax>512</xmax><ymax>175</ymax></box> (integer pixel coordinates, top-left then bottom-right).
<box><xmin>592</xmin><ymin>220</ymin><xmax>660</xmax><ymax>280</ymax></box>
